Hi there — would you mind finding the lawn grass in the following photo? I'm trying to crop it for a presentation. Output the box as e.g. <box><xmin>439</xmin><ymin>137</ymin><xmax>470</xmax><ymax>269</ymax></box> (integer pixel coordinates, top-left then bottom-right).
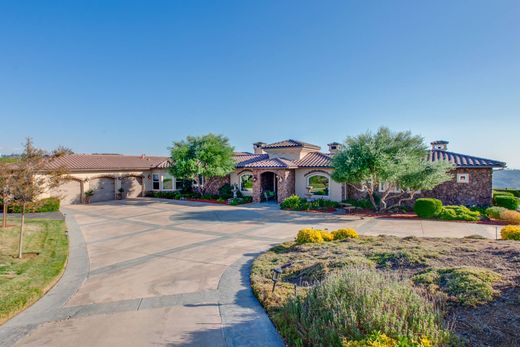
<box><xmin>0</xmin><ymin>218</ymin><xmax>68</xmax><ymax>324</ymax></box>
<box><xmin>251</xmin><ymin>235</ymin><xmax>520</xmax><ymax>346</ymax></box>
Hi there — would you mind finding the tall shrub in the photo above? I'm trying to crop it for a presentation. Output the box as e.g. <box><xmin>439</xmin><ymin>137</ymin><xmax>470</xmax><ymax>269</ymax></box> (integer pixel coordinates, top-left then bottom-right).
<box><xmin>414</xmin><ymin>198</ymin><xmax>443</xmax><ymax>218</ymax></box>
<box><xmin>494</xmin><ymin>195</ymin><xmax>519</xmax><ymax>210</ymax></box>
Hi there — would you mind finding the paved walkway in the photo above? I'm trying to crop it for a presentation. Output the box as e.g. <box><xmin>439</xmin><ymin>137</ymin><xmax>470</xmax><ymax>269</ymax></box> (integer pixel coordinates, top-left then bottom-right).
<box><xmin>0</xmin><ymin>199</ymin><xmax>498</xmax><ymax>346</ymax></box>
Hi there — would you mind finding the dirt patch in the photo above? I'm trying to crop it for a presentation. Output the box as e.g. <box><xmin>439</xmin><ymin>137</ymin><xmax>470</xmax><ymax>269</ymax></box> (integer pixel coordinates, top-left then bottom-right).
<box><xmin>251</xmin><ymin>236</ymin><xmax>520</xmax><ymax>346</ymax></box>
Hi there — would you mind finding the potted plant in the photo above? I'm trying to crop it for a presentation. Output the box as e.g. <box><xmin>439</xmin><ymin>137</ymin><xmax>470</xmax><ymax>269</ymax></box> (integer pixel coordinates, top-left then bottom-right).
<box><xmin>84</xmin><ymin>189</ymin><xmax>94</xmax><ymax>204</ymax></box>
<box><xmin>117</xmin><ymin>187</ymin><xmax>124</xmax><ymax>200</ymax></box>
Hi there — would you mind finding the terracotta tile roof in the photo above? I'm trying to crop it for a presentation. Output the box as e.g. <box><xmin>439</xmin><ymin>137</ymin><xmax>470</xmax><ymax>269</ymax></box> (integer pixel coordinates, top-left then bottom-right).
<box><xmin>238</xmin><ymin>157</ymin><xmax>298</xmax><ymax>169</ymax></box>
<box><xmin>233</xmin><ymin>153</ymin><xmax>269</xmax><ymax>166</ymax></box>
<box><xmin>234</xmin><ymin>152</ymin><xmax>298</xmax><ymax>168</ymax></box>
<box><xmin>428</xmin><ymin>150</ymin><xmax>506</xmax><ymax>168</ymax></box>
<box><xmin>294</xmin><ymin>152</ymin><xmax>333</xmax><ymax>167</ymax></box>
<box><xmin>262</xmin><ymin>139</ymin><xmax>321</xmax><ymax>150</ymax></box>
<box><xmin>45</xmin><ymin>154</ymin><xmax>170</xmax><ymax>172</ymax></box>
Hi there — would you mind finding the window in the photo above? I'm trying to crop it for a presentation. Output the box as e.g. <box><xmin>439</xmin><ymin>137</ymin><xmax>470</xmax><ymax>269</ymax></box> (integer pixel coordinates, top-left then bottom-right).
<box><xmin>308</xmin><ymin>175</ymin><xmax>329</xmax><ymax>196</ymax></box>
<box><xmin>379</xmin><ymin>182</ymin><xmax>401</xmax><ymax>193</ymax></box>
<box><xmin>152</xmin><ymin>174</ymin><xmax>160</xmax><ymax>190</ymax></box>
<box><xmin>240</xmin><ymin>173</ymin><xmax>253</xmax><ymax>192</ymax></box>
<box><xmin>162</xmin><ymin>175</ymin><xmax>173</xmax><ymax>190</ymax></box>
<box><xmin>457</xmin><ymin>173</ymin><xmax>469</xmax><ymax>184</ymax></box>
<box><xmin>175</xmin><ymin>178</ymin><xmax>184</xmax><ymax>191</ymax></box>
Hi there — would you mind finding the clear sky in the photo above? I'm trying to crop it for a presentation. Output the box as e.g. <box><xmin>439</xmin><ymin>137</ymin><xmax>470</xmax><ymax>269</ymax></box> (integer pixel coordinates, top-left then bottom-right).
<box><xmin>1</xmin><ymin>1</ymin><xmax>519</xmax><ymax>168</ymax></box>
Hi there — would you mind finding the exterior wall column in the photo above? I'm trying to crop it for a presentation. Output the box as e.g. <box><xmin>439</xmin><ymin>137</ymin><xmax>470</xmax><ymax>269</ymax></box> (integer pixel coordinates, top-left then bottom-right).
<box><xmin>252</xmin><ymin>169</ymin><xmax>262</xmax><ymax>203</ymax></box>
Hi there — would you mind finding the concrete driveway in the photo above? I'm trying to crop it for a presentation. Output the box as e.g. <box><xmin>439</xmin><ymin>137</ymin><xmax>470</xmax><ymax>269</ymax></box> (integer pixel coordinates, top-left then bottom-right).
<box><xmin>0</xmin><ymin>199</ymin><xmax>498</xmax><ymax>346</ymax></box>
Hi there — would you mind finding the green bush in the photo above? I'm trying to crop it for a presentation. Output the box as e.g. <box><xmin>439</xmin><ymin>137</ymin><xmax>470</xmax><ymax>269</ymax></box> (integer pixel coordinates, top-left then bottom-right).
<box><xmin>414</xmin><ymin>267</ymin><xmax>501</xmax><ymax>307</ymax></box>
<box><xmin>438</xmin><ymin>205</ymin><xmax>481</xmax><ymax>221</ymax></box>
<box><xmin>494</xmin><ymin>195</ymin><xmax>519</xmax><ymax>210</ymax></box>
<box><xmin>494</xmin><ymin>189</ymin><xmax>520</xmax><ymax>198</ymax></box>
<box><xmin>280</xmin><ymin>195</ymin><xmax>307</xmax><ymax>210</ymax></box>
<box><xmin>485</xmin><ymin>206</ymin><xmax>508</xmax><ymax>219</ymax></box>
<box><xmin>413</xmin><ymin>198</ymin><xmax>443</xmax><ymax>218</ymax></box>
<box><xmin>273</xmin><ymin>267</ymin><xmax>453</xmax><ymax>346</ymax></box>
<box><xmin>493</xmin><ymin>190</ymin><xmax>515</xmax><ymax>199</ymax></box>
<box><xmin>281</xmin><ymin>195</ymin><xmax>340</xmax><ymax>211</ymax></box>
<box><xmin>7</xmin><ymin>197</ymin><xmax>61</xmax><ymax>213</ymax></box>
<box><xmin>152</xmin><ymin>191</ymin><xmax>182</xmax><ymax>199</ymax></box>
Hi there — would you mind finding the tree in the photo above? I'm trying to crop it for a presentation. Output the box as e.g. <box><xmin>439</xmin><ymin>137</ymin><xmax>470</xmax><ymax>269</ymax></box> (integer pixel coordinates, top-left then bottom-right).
<box><xmin>52</xmin><ymin>146</ymin><xmax>74</xmax><ymax>157</ymax></box>
<box><xmin>169</xmin><ymin>134</ymin><xmax>235</xmax><ymax>194</ymax></box>
<box><xmin>332</xmin><ymin>127</ymin><xmax>453</xmax><ymax>211</ymax></box>
<box><xmin>0</xmin><ymin>162</ymin><xmax>16</xmax><ymax>228</ymax></box>
<box><xmin>11</xmin><ymin>138</ymin><xmax>67</xmax><ymax>258</ymax></box>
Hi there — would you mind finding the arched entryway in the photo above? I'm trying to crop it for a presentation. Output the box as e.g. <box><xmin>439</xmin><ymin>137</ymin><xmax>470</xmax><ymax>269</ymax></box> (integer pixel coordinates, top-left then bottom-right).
<box><xmin>260</xmin><ymin>171</ymin><xmax>278</xmax><ymax>202</ymax></box>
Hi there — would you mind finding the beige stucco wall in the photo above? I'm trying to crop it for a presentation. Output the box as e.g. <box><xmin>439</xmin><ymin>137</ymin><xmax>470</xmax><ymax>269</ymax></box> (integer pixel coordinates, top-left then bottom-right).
<box><xmin>230</xmin><ymin>170</ymin><xmax>253</xmax><ymax>196</ymax></box>
<box><xmin>40</xmin><ymin>169</ymin><xmax>156</xmax><ymax>201</ymax></box>
<box><xmin>294</xmin><ymin>168</ymin><xmax>342</xmax><ymax>202</ymax></box>
<box><xmin>263</xmin><ymin>147</ymin><xmax>318</xmax><ymax>161</ymax></box>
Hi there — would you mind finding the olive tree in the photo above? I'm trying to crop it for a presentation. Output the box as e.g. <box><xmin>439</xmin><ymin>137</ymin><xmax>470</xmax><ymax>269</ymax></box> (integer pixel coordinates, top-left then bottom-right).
<box><xmin>0</xmin><ymin>162</ymin><xmax>16</xmax><ymax>228</ymax></box>
<box><xmin>332</xmin><ymin>127</ymin><xmax>453</xmax><ymax>211</ymax></box>
<box><xmin>11</xmin><ymin>139</ymin><xmax>67</xmax><ymax>258</ymax></box>
<box><xmin>169</xmin><ymin>134</ymin><xmax>235</xmax><ymax>195</ymax></box>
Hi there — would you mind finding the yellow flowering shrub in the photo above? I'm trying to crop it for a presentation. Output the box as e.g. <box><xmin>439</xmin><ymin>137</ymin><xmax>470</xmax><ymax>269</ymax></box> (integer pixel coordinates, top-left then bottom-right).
<box><xmin>320</xmin><ymin>231</ymin><xmax>334</xmax><ymax>241</ymax></box>
<box><xmin>332</xmin><ymin>228</ymin><xmax>359</xmax><ymax>240</ymax></box>
<box><xmin>342</xmin><ymin>332</ymin><xmax>432</xmax><ymax>347</ymax></box>
<box><xmin>501</xmin><ymin>225</ymin><xmax>520</xmax><ymax>241</ymax></box>
<box><xmin>295</xmin><ymin>228</ymin><xmax>324</xmax><ymax>244</ymax></box>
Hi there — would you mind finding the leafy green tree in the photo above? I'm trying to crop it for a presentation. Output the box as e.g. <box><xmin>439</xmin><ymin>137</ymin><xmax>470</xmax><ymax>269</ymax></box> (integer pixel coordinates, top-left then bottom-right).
<box><xmin>169</xmin><ymin>134</ymin><xmax>235</xmax><ymax>194</ymax></box>
<box><xmin>332</xmin><ymin>127</ymin><xmax>453</xmax><ymax>211</ymax></box>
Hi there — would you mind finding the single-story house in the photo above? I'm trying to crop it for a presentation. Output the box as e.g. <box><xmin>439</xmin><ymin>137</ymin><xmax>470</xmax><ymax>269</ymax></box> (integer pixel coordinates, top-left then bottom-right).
<box><xmin>43</xmin><ymin>139</ymin><xmax>506</xmax><ymax>207</ymax></box>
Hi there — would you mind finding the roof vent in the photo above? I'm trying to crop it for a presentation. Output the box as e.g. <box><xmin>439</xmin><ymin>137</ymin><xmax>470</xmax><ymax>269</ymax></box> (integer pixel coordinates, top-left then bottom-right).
<box><xmin>431</xmin><ymin>140</ymin><xmax>449</xmax><ymax>151</ymax></box>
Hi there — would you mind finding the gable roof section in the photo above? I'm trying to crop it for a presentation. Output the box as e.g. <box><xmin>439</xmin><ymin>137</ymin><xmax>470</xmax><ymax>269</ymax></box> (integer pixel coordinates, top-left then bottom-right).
<box><xmin>262</xmin><ymin>139</ymin><xmax>321</xmax><ymax>150</ymax></box>
<box><xmin>428</xmin><ymin>150</ymin><xmax>506</xmax><ymax>168</ymax></box>
<box><xmin>45</xmin><ymin>154</ymin><xmax>170</xmax><ymax>172</ymax></box>
<box><xmin>294</xmin><ymin>152</ymin><xmax>333</xmax><ymax>167</ymax></box>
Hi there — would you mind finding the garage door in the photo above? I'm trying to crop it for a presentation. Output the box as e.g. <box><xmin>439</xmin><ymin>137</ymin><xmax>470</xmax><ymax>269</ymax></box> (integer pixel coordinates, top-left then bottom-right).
<box><xmin>50</xmin><ymin>179</ymin><xmax>82</xmax><ymax>205</ymax></box>
<box><xmin>89</xmin><ymin>177</ymin><xmax>115</xmax><ymax>203</ymax></box>
<box><xmin>122</xmin><ymin>176</ymin><xmax>143</xmax><ymax>198</ymax></box>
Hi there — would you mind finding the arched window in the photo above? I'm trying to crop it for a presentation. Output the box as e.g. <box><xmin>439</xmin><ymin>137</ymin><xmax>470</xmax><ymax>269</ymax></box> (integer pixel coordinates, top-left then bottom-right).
<box><xmin>240</xmin><ymin>173</ymin><xmax>253</xmax><ymax>192</ymax></box>
<box><xmin>307</xmin><ymin>175</ymin><xmax>329</xmax><ymax>196</ymax></box>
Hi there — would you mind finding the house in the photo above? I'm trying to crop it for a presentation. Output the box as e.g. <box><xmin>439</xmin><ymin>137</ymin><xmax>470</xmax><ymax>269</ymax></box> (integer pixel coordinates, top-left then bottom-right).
<box><xmin>43</xmin><ymin>139</ymin><xmax>506</xmax><ymax>207</ymax></box>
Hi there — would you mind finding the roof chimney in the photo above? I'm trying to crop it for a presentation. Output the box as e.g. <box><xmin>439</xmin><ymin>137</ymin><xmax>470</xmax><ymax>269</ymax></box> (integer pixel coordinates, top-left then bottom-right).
<box><xmin>431</xmin><ymin>140</ymin><xmax>449</xmax><ymax>151</ymax></box>
<box><xmin>327</xmin><ymin>142</ymin><xmax>342</xmax><ymax>154</ymax></box>
<box><xmin>253</xmin><ymin>142</ymin><xmax>266</xmax><ymax>154</ymax></box>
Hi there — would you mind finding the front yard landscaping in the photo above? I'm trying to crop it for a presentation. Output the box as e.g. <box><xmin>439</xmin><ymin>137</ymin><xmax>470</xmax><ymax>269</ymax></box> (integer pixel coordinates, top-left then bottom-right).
<box><xmin>0</xmin><ymin>218</ymin><xmax>68</xmax><ymax>324</ymax></box>
<box><xmin>251</xmin><ymin>231</ymin><xmax>520</xmax><ymax>346</ymax></box>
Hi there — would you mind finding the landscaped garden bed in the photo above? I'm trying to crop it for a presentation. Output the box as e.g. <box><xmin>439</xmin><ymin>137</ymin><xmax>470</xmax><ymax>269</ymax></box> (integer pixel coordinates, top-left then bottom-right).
<box><xmin>280</xmin><ymin>195</ymin><xmax>340</xmax><ymax>213</ymax></box>
<box><xmin>251</xmin><ymin>228</ymin><xmax>520</xmax><ymax>346</ymax></box>
<box><xmin>0</xmin><ymin>218</ymin><xmax>68</xmax><ymax>324</ymax></box>
<box><xmin>147</xmin><ymin>183</ymin><xmax>253</xmax><ymax>206</ymax></box>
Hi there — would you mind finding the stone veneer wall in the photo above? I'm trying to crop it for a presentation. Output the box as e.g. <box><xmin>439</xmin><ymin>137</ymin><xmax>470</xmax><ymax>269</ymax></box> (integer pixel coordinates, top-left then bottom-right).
<box><xmin>345</xmin><ymin>168</ymin><xmax>494</xmax><ymax>207</ymax></box>
<box><xmin>204</xmin><ymin>175</ymin><xmax>231</xmax><ymax>195</ymax></box>
<box><xmin>420</xmin><ymin>168</ymin><xmax>493</xmax><ymax>206</ymax></box>
<box><xmin>251</xmin><ymin>169</ymin><xmax>295</xmax><ymax>203</ymax></box>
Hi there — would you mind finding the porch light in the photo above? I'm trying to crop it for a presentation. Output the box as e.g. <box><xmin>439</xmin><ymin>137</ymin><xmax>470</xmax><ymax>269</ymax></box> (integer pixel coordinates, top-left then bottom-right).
<box><xmin>271</xmin><ymin>267</ymin><xmax>283</xmax><ymax>293</ymax></box>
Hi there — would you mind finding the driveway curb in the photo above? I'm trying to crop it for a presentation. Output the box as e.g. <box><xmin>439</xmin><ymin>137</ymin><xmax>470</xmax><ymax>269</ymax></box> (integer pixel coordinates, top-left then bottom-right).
<box><xmin>0</xmin><ymin>212</ymin><xmax>90</xmax><ymax>347</ymax></box>
<box><xmin>218</xmin><ymin>254</ymin><xmax>284</xmax><ymax>347</ymax></box>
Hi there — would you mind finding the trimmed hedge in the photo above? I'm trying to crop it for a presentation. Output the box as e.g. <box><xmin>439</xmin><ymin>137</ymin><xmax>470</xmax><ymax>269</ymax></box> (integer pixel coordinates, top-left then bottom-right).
<box><xmin>438</xmin><ymin>205</ymin><xmax>481</xmax><ymax>221</ymax></box>
<box><xmin>494</xmin><ymin>195</ymin><xmax>519</xmax><ymax>210</ymax></box>
<box><xmin>414</xmin><ymin>198</ymin><xmax>443</xmax><ymax>218</ymax></box>
<box><xmin>5</xmin><ymin>197</ymin><xmax>61</xmax><ymax>213</ymax></box>
<box><xmin>280</xmin><ymin>195</ymin><xmax>339</xmax><ymax>211</ymax></box>
<box><xmin>494</xmin><ymin>189</ymin><xmax>520</xmax><ymax>198</ymax></box>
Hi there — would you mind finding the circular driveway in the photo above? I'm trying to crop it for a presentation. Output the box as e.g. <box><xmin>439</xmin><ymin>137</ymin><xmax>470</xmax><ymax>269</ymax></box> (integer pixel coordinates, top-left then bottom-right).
<box><xmin>0</xmin><ymin>198</ymin><xmax>498</xmax><ymax>346</ymax></box>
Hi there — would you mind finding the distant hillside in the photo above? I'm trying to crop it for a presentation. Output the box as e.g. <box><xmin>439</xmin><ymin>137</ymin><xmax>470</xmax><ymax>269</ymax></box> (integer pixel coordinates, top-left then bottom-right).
<box><xmin>493</xmin><ymin>170</ymin><xmax>520</xmax><ymax>189</ymax></box>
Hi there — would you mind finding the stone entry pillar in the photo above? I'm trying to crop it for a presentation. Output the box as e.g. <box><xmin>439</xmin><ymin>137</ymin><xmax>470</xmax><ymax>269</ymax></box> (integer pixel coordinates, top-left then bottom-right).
<box><xmin>251</xmin><ymin>169</ymin><xmax>295</xmax><ymax>203</ymax></box>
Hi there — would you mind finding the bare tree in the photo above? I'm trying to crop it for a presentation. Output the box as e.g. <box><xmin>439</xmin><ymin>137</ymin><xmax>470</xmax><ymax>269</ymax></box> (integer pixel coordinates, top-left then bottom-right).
<box><xmin>11</xmin><ymin>138</ymin><xmax>67</xmax><ymax>258</ymax></box>
<box><xmin>0</xmin><ymin>162</ymin><xmax>16</xmax><ymax>228</ymax></box>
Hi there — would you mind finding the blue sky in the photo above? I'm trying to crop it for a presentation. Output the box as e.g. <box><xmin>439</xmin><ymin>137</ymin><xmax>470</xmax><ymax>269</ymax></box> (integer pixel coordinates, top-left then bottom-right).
<box><xmin>1</xmin><ymin>1</ymin><xmax>519</xmax><ymax>168</ymax></box>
